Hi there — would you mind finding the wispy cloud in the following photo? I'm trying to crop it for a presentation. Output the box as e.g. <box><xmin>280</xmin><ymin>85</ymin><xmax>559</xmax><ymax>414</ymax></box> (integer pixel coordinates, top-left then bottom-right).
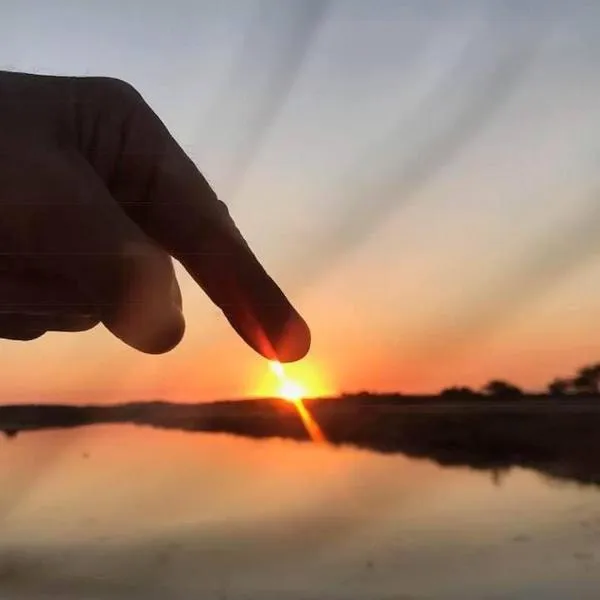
<box><xmin>282</xmin><ymin>8</ymin><xmax>543</xmax><ymax>292</ymax></box>
<box><xmin>197</xmin><ymin>0</ymin><xmax>330</xmax><ymax>199</ymax></box>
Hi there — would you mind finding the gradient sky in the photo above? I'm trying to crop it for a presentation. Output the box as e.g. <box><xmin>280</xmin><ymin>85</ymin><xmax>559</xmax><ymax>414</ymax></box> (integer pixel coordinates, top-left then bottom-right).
<box><xmin>2</xmin><ymin>0</ymin><xmax>600</xmax><ymax>402</ymax></box>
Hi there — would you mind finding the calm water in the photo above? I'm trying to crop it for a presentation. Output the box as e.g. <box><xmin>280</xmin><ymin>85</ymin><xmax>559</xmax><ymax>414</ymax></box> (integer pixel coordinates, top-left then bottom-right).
<box><xmin>1</xmin><ymin>426</ymin><xmax>600</xmax><ymax>599</ymax></box>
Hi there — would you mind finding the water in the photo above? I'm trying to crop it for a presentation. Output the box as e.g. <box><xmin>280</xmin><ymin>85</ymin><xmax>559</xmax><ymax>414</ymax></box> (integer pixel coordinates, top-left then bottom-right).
<box><xmin>1</xmin><ymin>426</ymin><xmax>600</xmax><ymax>599</ymax></box>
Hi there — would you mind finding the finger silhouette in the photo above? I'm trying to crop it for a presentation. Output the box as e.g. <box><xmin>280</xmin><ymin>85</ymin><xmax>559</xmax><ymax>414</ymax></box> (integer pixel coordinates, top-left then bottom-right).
<box><xmin>81</xmin><ymin>79</ymin><xmax>310</xmax><ymax>362</ymax></box>
<box><xmin>0</xmin><ymin>149</ymin><xmax>185</xmax><ymax>354</ymax></box>
<box><xmin>0</xmin><ymin>271</ymin><xmax>99</xmax><ymax>339</ymax></box>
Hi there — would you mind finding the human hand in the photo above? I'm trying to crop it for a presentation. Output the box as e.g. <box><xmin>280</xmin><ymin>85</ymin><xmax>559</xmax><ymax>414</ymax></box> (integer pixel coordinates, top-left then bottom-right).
<box><xmin>0</xmin><ymin>71</ymin><xmax>310</xmax><ymax>362</ymax></box>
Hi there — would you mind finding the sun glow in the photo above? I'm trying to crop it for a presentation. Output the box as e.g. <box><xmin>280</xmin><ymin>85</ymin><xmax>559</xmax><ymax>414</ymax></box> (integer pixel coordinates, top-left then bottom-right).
<box><xmin>269</xmin><ymin>361</ymin><xmax>306</xmax><ymax>403</ymax></box>
<box><xmin>268</xmin><ymin>361</ymin><xmax>326</xmax><ymax>443</ymax></box>
<box><xmin>254</xmin><ymin>357</ymin><xmax>333</xmax><ymax>401</ymax></box>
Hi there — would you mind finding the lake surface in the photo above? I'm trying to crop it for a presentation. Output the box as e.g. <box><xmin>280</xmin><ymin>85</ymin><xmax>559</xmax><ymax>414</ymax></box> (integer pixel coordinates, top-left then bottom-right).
<box><xmin>1</xmin><ymin>425</ymin><xmax>600</xmax><ymax>600</ymax></box>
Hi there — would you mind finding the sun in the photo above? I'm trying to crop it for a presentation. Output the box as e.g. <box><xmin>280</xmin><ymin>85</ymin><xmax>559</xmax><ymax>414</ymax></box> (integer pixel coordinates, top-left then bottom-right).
<box><xmin>278</xmin><ymin>379</ymin><xmax>307</xmax><ymax>404</ymax></box>
<box><xmin>269</xmin><ymin>361</ymin><xmax>307</xmax><ymax>404</ymax></box>
<box><xmin>267</xmin><ymin>361</ymin><xmax>327</xmax><ymax>443</ymax></box>
<box><xmin>250</xmin><ymin>357</ymin><xmax>334</xmax><ymax>401</ymax></box>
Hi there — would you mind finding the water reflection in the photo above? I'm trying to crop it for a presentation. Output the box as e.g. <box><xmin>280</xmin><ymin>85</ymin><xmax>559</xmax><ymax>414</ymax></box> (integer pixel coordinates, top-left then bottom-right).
<box><xmin>3</xmin><ymin>397</ymin><xmax>600</xmax><ymax>487</ymax></box>
<box><xmin>1</xmin><ymin>423</ymin><xmax>600</xmax><ymax>599</ymax></box>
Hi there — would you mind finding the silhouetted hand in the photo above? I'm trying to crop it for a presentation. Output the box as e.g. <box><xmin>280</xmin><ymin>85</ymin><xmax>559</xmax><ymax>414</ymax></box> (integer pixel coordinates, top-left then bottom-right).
<box><xmin>0</xmin><ymin>71</ymin><xmax>310</xmax><ymax>362</ymax></box>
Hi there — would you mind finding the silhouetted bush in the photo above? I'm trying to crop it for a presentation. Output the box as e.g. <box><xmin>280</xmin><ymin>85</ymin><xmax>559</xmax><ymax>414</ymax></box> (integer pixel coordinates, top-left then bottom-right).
<box><xmin>482</xmin><ymin>380</ymin><xmax>523</xmax><ymax>398</ymax></box>
<box><xmin>571</xmin><ymin>364</ymin><xmax>600</xmax><ymax>395</ymax></box>
<box><xmin>547</xmin><ymin>378</ymin><xmax>571</xmax><ymax>396</ymax></box>
<box><xmin>440</xmin><ymin>386</ymin><xmax>479</xmax><ymax>399</ymax></box>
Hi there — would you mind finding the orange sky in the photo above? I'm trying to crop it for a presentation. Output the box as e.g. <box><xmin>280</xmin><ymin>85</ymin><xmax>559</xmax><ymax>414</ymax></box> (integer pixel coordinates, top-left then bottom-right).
<box><xmin>3</xmin><ymin>255</ymin><xmax>600</xmax><ymax>404</ymax></box>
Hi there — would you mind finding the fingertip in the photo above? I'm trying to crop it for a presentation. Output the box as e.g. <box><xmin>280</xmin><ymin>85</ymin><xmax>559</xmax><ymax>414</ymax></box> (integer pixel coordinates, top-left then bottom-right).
<box><xmin>106</xmin><ymin>304</ymin><xmax>186</xmax><ymax>355</ymax></box>
<box><xmin>141</xmin><ymin>308</ymin><xmax>186</xmax><ymax>354</ymax></box>
<box><xmin>272</xmin><ymin>313</ymin><xmax>311</xmax><ymax>363</ymax></box>
<box><xmin>229</xmin><ymin>307</ymin><xmax>311</xmax><ymax>364</ymax></box>
<box><xmin>95</xmin><ymin>241</ymin><xmax>186</xmax><ymax>355</ymax></box>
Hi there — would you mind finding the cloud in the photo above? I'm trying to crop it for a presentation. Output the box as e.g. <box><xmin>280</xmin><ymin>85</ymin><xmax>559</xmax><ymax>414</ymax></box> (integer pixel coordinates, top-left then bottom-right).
<box><xmin>281</xmin><ymin>6</ymin><xmax>542</xmax><ymax>293</ymax></box>
<box><xmin>197</xmin><ymin>0</ymin><xmax>330</xmax><ymax>199</ymax></box>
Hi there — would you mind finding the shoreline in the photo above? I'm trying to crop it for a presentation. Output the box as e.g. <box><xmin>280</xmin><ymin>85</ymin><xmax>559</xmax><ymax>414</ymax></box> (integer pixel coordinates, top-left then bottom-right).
<box><xmin>2</xmin><ymin>394</ymin><xmax>600</xmax><ymax>488</ymax></box>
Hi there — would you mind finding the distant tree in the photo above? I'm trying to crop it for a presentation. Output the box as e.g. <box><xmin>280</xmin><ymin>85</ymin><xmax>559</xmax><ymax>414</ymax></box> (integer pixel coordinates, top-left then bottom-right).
<box><xmin>571</xmin><ymin>363</ymin><xmax>600</xmax><ymax>395</ymax></box>
<box><xmin>547</xmin><ymin>378</ymin><xmax>570</xmax><ymax>396</ymax></box>
<box><xmin>440</xmin><ymin>386</ymin><xmax>478</xmax><ymax>399</ymax></box>
<box><xmin>482</xmin><ymin>380</ymin><xmax>523</xmax><ymax>398</ymax></box>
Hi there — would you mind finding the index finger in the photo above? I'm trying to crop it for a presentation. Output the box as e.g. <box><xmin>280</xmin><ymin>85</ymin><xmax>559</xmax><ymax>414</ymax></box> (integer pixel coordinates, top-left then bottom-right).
<box><xmin>95</xmin><ymin>79</ymin><xmax>310</xmax><ymax>363</ymax></box>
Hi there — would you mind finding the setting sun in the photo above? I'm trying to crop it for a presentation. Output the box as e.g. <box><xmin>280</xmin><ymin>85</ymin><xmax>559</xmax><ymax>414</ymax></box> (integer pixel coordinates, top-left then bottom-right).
<box><xmin>269</xmin><ymin>361</ymin><xmax>307</xmax><ymax>403</ymax></box>
<box><xmin>251</xmin><ymin>357</ymin><xmax>334</xmax><ymax>400</ymax></box>
<box><xmin>268</xmin><ymin>361</ymin><xmax>326</xmax><ymax>443</ymax></box>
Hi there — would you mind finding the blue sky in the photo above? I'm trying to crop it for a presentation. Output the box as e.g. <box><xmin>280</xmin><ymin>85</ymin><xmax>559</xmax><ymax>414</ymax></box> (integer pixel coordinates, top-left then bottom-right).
<box><xmin>2</xmin><ymin>1</ymin><xmax>600</xmax><ymax>400</ymax></box>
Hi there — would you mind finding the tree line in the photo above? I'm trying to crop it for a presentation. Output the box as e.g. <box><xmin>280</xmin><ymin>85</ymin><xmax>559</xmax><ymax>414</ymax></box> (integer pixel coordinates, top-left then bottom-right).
<box><xmin>441</xmin><ymin>362</ymin><xmax>600</xmax><ymax>398</ymax></box>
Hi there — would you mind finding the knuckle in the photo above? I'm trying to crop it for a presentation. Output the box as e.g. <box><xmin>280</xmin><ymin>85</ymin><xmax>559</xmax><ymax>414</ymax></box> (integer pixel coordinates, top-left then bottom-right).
<box><xmin>95</xmin><ymin>76</ymin><xmax>142</xmax><ymax>104</ymax></box>
<box><xmin>75</xmin><ymin>76</ymin><xmax>145</xmax><ymax>115</ymax></box>
<box><xmin>74</xmin><ymin>76</ymin><xmax>154</xmax><ymax>185</ymax></box>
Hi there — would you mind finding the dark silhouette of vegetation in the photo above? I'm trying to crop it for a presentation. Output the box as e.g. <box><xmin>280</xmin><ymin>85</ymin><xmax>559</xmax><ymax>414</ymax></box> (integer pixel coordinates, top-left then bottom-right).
<box><xmin>472</xmin><ymin>361</ymin><xmax>600</xmax><ymax>398</ymax></box>
<box><xmin>571</xmin><ymin>363</ymin><xmax>600</xmax><ymax>395</ymax></box>
<box><xmin>440</xmin><ymin>386</ymin><xmax>479</xmax><ymax>399</ymax></box>
<box><xmin>482</xmin><ymin>379</ymin><xmax>523</xmax><ymax>398</ymax></box>
<box><xmin>4</xmin><ymin>359</ymin><xmax>600</xmax><ymax>490</ymax></box>
<box><xmin>547</xmin><ymin>378</ymin><xmax>570</xmax><ymax>396</ymax></box>
<box><xmin>3</xmin><ymin>394</ymin><xmax>600</xmax><ymax>489</ymax></box>
<box><xmin>542</xmin><ymin>362</ymin><xmax>600</xmax><ymax>397</ymax></box>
